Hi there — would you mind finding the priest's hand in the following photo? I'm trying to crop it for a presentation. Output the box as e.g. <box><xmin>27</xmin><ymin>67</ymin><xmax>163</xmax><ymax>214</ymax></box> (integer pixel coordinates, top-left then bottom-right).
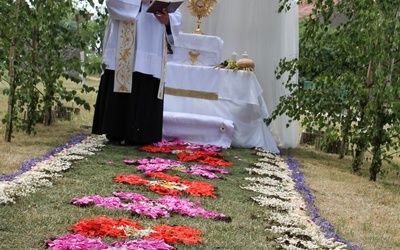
<box><xmin>154</xmin><ymin>9</ymin><xmax>170</xmax><ymax>25</ymax></box>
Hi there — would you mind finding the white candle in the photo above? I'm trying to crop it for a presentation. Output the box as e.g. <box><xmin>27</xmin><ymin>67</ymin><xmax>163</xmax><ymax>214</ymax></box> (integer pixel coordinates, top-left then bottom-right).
<box><xmin>231</xmin><ymin>52</ymin><xmax>238</xmax><ymax>61</ymax></box>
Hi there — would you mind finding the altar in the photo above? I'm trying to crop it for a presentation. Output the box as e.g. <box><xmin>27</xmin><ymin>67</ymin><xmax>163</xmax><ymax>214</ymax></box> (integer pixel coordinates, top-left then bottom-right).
<box><xmin>161</xmin><ymin>32</ymin><xmax>279</xmax><ymax>153</ymax></box>
<box><xmin>163</xmin><ymin>62</ymin><xmax>279</xmax><ymax>153</ymax></box>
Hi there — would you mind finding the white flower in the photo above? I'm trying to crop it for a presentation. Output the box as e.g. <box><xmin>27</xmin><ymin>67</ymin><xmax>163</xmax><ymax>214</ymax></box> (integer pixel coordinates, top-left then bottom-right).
<box><xmin>0</xmin><ymin>182</ymin><xmax>16</xmax><ymax>204</ymax></box>
<box><xmin>124</xmin><ymin>227</ymin><xmax>155</xmax><ymax>238</ymax></box>
<box><xmin>0</xmin><ymin>135</ymin><xmax>107</xmax><ymax>204</ymax></box>
<box><xmin>244</xmin><ymin>149</ymin><xmax>349</xmax><ymax>249</ymax></box>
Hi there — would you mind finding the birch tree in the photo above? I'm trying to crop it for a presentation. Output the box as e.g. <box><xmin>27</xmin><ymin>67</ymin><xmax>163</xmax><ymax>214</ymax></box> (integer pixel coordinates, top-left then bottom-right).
<box><xmin>0</xmin><ymin>0</ymin><xmax>99</xmax><ymax>140</ymax></box>
<box><xmin>274</xmin><ymin>0</ymin><xmax>400</xmax><ymax>181</ymax></box>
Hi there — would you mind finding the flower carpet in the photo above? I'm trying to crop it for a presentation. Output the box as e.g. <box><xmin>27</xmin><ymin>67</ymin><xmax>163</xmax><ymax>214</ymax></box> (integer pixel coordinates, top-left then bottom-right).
<box><xmin>0</xmin><ymin>134</ymin><xmax>361</xmax><ymax>249</ymax></box>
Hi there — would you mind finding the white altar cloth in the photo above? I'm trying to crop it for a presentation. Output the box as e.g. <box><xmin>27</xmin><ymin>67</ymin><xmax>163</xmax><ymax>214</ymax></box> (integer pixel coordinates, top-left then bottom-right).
<box><xmin>163</xmin><ymin>62</ymin><xmax>280</xmax><ymax>153</ymax></box>
<box><xmin>163</xmin><ymin>111</ymin><xmax>234</xmax><ymax>148</ymax></box>
<box><xmin>167</xmin><ymin>32</ymin><xmax>224</xmax><ymax>66</ymax></box>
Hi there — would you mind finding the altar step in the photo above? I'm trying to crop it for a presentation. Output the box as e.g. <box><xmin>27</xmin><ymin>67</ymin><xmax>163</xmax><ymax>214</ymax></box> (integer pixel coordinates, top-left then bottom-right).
<box><xmin>162</xmin><ymin>111</ymin><xmax>234</xmax><ymax>148</ymax></box>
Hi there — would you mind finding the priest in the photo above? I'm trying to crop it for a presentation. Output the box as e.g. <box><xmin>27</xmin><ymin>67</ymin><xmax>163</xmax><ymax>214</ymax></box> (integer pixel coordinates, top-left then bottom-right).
<box><xmin>92</xmin><ymin>0</ymin><xmax>183</xmax><ymax>145</ymax></box>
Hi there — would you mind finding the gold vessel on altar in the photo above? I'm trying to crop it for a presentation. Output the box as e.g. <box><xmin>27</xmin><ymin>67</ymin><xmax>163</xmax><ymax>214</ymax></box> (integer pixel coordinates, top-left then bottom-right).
<box><xmin>188</xmin><ymin>50</ymin><xmax>201</xmax><ymax>65</ymax></box>
<box><xmin>187</xmin><ymin>0</ymin><xmax>218</xmax><ymax>35</ymax></box>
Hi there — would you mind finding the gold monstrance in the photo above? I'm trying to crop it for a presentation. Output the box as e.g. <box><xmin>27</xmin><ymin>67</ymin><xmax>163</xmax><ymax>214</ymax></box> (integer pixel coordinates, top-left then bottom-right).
<box><xmin>187</xmin><ymin>0</ymin><xmax>217</xmax><ymax>35</ymax></box>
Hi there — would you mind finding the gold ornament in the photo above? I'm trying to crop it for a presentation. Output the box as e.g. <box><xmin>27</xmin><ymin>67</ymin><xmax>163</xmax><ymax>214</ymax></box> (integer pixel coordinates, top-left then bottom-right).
<box><xmin>188</xmin><ymin>50</ymin><xmax>200</xmax><ymax>65</ymax></box>
<box><xmin>187</xmin><ymin>0</ymin><xmax>217</xmax><ymax>34</ymax></box>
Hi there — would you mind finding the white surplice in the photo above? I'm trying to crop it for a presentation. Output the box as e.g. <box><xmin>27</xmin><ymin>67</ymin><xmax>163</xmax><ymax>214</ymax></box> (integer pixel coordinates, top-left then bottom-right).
<box><xmin>102</xmin><ymin>0</ymin><xmax>182</xmax><ymax>79</ymax></box>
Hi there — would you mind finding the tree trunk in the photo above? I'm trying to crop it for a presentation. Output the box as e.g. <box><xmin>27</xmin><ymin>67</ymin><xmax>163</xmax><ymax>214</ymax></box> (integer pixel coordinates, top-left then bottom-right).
<box><xmin>352</xmin><ymin>148</ymin><xmax>364</xmax><ymax>174</ymax></box>
<box><xmin>352</xmin><ymin>102</ymin><xmax>367</xmax><ymax>174</ymax></box>
<box><xmin>5</xmin><ymin>0</ymin><xmax>21</xmax><ymax>142</ymax></box>
<box><xmin>370</xmin><ymin>144</ymin><xmax>382</xmax><ymax>181</ymax></box>
<box><xmin>26</xmin><ymin>25</ymin><xmax>38</xmax><ymax>135</ymax></box>
<box><xmin>352</xmin><ymin>60</ymin><xmax>374</xmax><ymax>174</ymax></box>
<box><xmin>339</xmin><ymin>114</ymin><xmax>351</xmax><ymax>159</ymax></box>
<box><xmin>44</xmin><ymin>105</ymin><xmax>52</xmax><ymax>126</ymax></box>
<box><xmin>370</xmin><ymin>105</ymin><xmax>385</xmax><ymax>181</ymax></box>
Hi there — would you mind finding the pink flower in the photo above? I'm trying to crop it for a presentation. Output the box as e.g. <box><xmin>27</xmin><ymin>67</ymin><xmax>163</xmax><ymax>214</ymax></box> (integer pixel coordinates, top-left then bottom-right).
<box><xmin>45</xmin><ymin>234</ymin><xmax>174</xmax><ymax>250</ymax></box>
<box><xmin>184</xmin><ymin>165</ymin><xmax>228</xmax><ymax>179</ymax></box>
<box><xmin>113</xmin><ymin>191</ymin><xmax>151</xmax><ymax>202</ymax></box>
<box><xmin>71</xmin><ymin>194</ymin><xmax>170</xmax><ymax>218</ymax></box>
<box><xmin>45</xmin><ymin>233</ymin><xmax>108</xmax><ymax>250</ymax></box>
<box><xmin>110</xmin><ymin>239</ymin><xmax>174</xmax><ymax>250</ymax></box>
<box><xmin>71</xmin><ymin>192</ymin><xmax>228</xmax><ymax>220</ymax></box>
<box><xmin>157</xmin><ymin>195</ymin><xmax>227</xmax><ymax>219</ymax></box>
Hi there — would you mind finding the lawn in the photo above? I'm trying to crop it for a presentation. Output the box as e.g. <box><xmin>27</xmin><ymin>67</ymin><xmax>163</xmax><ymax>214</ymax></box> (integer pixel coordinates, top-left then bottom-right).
<box><xmin>0</xmin><ymin>77</ymin><xmax>399</xmax><ymax>249</ymax></box>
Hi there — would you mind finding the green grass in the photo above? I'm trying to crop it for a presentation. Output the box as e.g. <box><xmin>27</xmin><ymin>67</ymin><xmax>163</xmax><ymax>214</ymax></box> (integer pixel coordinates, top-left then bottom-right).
<box><xmin>0</xmin><ymin>145</ymin><xmax>279</xmax><ymax>249</ymax></box>
<box><xmin>282</xmin><ymin>146</ymin><xmax>400</xmax><ymax>250</ymax></box>
<box><xmin>1</xmin><ymin>76</ymin><xmax>400</xmax><ymax>249</ymax></box>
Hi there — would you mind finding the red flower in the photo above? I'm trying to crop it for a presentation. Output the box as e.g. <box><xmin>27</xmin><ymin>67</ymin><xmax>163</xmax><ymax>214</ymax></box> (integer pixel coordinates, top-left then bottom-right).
<box><xmin>70</xmin><ymin>216</ymin><xmax>142</xmax><ymax>238</ymax></box>
<box><xmin>177</xmin><ymin>151</ymin><xmax>233</xmax><ymax>167</ymax></box>
<box><xmin>147</xmin><ymin>172</ymin><xmax>182</xmax><ymax>182</ymax></box>
<box><xmin>114</xmin><ymin>174</ymin><xmax>150</xmax><ymax>185</ymax></box>
<box><xmin>140</xmin><ymin>144</ymin><xmax>188</xmax><ymax>153</ymax></box>
<box><xmin>148</xmin><ymin>172</ymin><xmax>217</xmax><ymax>198</ymax></box>
<box><xmin>115</xmin><ymin>170</ymin><xmax>217</xmax><ymax>198</ymax></box>
<box><xmin>184</xmin><ymin>181</ymin><xmax>217</xmax><ymax>198</ymax></box>
<box><xmin>140</xmin><ymin>145</ymin><xmax>174</xmax><ymax>153</ymax></box>
<box><xmin>148</xmin><ymin>184</ymin><xmax>182</xmax><ymax>196</ymax></box>
<box><xmin>145</xmin><ymin>224</ymin><xmax>202</xmax><ymax>245</ymax></box>
<box><xmin>198</xmin><ymin>156</ymin><xmax>233</xmax><ymax>167</ymax></box>
<box><xmin>140</xmin><ymin>141</ymin><xmax>233</xmax><ymax>167</ymax></box>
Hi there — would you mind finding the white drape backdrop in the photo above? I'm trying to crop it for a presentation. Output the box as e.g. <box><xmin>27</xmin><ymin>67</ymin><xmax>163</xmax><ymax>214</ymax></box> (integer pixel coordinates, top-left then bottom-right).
<box><xmin>178</xmin><ymin>0</ymin><xmax>300</xmax><ymax>148</ymax></box>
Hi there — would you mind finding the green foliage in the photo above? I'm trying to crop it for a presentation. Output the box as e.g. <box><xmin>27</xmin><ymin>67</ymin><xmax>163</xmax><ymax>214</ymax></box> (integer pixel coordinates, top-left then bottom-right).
<box><xmin>274</xmin><ymin>0</ymin><xmax>400</xmax><ymax>180</ymax></box>
<box><xmin>0</xmin><ymin>0</ymin><xmax>103</xmax><ymax>138</ymax></box>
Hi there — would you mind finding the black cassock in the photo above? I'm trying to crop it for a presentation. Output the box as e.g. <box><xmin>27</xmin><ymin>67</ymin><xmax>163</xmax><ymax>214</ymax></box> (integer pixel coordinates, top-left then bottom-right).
<box><xmin>92</xmin><ymin>69</ymin><xmax>163</xmax><ymax>145</ymax></box>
